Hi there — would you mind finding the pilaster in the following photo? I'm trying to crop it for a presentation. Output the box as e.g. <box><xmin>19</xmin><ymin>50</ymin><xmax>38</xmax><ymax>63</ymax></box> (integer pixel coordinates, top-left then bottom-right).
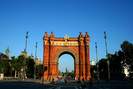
<box><xmin>49</xmin><ymin>32</ymin><xmax>55</xmax><ymax>77</ymax></box>
<box><xmin>78</xmin><ymin>32</ymin><xmax>84</xmax><ymax>80</ymax></box>
<box><xmin>43</xmin><ymin>32</ymin><xmax>49</xmax><ymax>79</ymax></box>
<box><xmin>85</xmin><ymin>32</ymin><xmax>91</xmax><ymax>79</ymax></box>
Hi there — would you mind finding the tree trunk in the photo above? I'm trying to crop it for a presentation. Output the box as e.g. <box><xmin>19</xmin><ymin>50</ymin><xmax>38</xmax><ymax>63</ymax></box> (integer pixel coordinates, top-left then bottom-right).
<box><xmin>15</xmin><ymin>71</ymin><xmax>17</xmax><ymax>78</ymax></box>
<box><xmin>18</xmin><ymin>71</ymin><xmax>20</xmax><ymax>79</ymax></box>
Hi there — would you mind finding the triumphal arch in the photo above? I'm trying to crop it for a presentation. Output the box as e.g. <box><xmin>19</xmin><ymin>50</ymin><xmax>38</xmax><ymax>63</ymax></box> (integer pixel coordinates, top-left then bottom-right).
<box><xmin>42</xmin><ymin>32</ymin><xmax>91</xmax><ymax>80</ymax></box>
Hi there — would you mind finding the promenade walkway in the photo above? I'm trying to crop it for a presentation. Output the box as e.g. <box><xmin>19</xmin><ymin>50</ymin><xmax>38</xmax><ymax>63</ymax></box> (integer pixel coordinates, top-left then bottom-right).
<box><xmin>0</xmin><ymin>79</ymin><xmax>133</xmax><ymax>89</ymax></box>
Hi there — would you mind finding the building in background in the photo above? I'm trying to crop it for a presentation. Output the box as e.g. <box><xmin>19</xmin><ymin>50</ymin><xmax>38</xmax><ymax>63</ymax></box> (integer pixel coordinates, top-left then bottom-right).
<box><xmin>66</xmin><ymin>68</ymin><xmax>69</xmax><ymax>73</ymax></box>
<box><xmin>5</xmin><ymin>47</ymin><xmax>10</xmax><ymax>59</ymax></box>
<box><xmin>20</xmin><ymin>51</ymin><xmax>42</xmax><ymax>65</ymax></box>
<box><xmin>90</xmin><ymin>61</ymin><xmax>95</xmax><ymax>66</ymax></box>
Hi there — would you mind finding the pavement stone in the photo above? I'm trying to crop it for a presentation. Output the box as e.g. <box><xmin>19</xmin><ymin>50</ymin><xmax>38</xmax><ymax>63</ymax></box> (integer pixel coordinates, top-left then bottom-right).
<box><xmin>1</xmin><ymin>79</ymin><xmax>133</xmax><ymax>89</ymax></box>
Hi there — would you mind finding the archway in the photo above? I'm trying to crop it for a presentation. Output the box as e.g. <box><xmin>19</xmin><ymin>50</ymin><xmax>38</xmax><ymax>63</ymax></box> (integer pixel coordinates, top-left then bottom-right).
<box><xmin>42</xmin><ymin>32</ymin><xmax>91</xmax><ymax>80</ymax></box>
<box><xmin>58</xmin><ymin>53</ymin><xmax>74</xmax><ymax>78</ymax></box>
<box><xmin>54</xmin><ymin>48</ymin><xmax>79</xmax><ymax>79</ymax></box>
<box><xmin>59</xmin><ymin>54</ymin><xmax>74</xmax><ymax>73</ymax></box>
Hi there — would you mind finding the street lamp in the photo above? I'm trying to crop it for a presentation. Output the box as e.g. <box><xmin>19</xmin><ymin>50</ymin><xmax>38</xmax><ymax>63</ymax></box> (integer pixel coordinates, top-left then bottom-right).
<box><xmin>23</xmin><ymin>31</ymin><xmax>28</xmax><ymax>81</ymax></box>
<box><xmin>95</xmin><ymin>42</ymin><xmax>99</xmax><ymax>79</ymax></box>
<box><xmin>104</xmin><ymin>31</ymin><xmax>110</xmax><ymax>80</ymax></box>
<box><xmin>34</xmin><ymin>42</ymin><xmax>38</xmax><ymax>79</ymax></box>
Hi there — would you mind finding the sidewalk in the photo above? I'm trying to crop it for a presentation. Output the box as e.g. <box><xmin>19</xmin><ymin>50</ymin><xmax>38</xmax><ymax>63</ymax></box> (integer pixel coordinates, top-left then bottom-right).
<box><xmin>0</xmin><ymin>78</ymin><xmax>51</xmax><ymax>84</ymax></box>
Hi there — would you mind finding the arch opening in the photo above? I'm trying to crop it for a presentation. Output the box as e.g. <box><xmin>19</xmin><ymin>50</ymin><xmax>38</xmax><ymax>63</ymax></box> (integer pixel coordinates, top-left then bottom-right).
<box><xmin>59</xmin><ymin>54</ymin><xmax>74</xmax><ymax>78</ymax></box>
<box><xmin>54</xmin><ymin>48</ymin><xmax>79</xmax><ymax>64</ymax></box>
<box><xmin>54</xmin><ymin>48</ymin><xmax>79</xmax><ymax>79</ymax></box>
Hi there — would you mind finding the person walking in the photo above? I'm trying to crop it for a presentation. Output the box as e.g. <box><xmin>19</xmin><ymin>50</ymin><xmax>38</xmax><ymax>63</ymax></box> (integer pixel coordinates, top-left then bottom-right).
<box><xmin>68</xmin><ymin>77</ymin><xmax>71</xmax><ymax>84</ymax></box>
<box><xmin>64</xmin><ymin>77</ymin><xmax>67</xmax><ymax>84</ymax></box>
<box><xmin>56</xmin><ymin>77</ymin><xmax>58</xmax><ymax>85</ymax></box>
<box><xmin>97</xmin><ymin>78</ymin><xmax>100</xmax><ymax>85</ymax></box>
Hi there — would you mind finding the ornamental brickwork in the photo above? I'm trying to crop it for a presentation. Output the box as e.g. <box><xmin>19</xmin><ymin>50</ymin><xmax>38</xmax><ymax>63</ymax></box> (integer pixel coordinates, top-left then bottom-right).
<box><xmin>42</xmin><ymin>32</ymin><xmax>91</xmax><ymax>80</ymax></box>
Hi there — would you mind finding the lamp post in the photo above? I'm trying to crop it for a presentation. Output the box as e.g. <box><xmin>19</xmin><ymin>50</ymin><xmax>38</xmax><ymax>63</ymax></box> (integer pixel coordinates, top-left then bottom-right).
<box><xmin>23</xmin><ymin>31</ymin><xmax>28</xmax><ymax>81</ymax></box>
<box><xmin>104</xmin><ymin>31</ymin><xmax>110</xmax><ymax>80</ymax></box>
<box><xmin>95</xmin><ymin>42</ymin><xmax>99</xmax><ymax>79</ymax></box>
<box><xmin>34</xmin><ymin>42</ymin><xmax>38</xmax><ymax>79</ymax></box>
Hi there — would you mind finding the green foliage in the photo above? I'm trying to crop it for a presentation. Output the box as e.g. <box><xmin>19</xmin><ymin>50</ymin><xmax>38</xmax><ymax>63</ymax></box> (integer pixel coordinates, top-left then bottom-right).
<box><xmin>36</xmin><ymin>64</ymin><xmax>43</xmax><ymax>78</ymax></box>
<box><xmin>0</xmin><ymin>60</ymin><xmax>5</xmax><ymax>73</ymax></box>
<box><xmin>97</xmin><ymin>54</ymin><xmax>124</xmax><ymax>80</ymax></box>
<box><xmin>61</xmin><ymin>70</ymin><xmax>74</xmax><ymax>78</ymax></box>
<box><xmin>98</xmin><ymin>58</ymin><xmax>108</xmax><ymax>79</ymax></box>
<box><xmin>0</xmin><ymin>52</ymin><xmax>8</xmax><ymax>59</ymax></box>
<box><xmin>58</xmin><ymin>70</ymin><xmax>62</xmax><ymax>76</ymax></box>
<box><xmin>109</xmin><ymin>52</ymin><xmax>124</xmax><ymax>79</ymax></box>
<box><xmin>3</xmin><ymin>61</ymin><xmax>13</xmax><ymax>76</ymax></box>
<box><xmin>97</xmin><ymin>40</ymin><xmax>133</xmax><ymax>80</ymax></box>
<box><xmin>121</xmin><ymin>41</ymin><xmax>133</xmax><ymax>70</ymax></box>
<box><xmin>26</xmin><ymin>57</ymin><xmax>35</xmax><ymax>78</ymax></box>
<box><xmin>90</xmin><ymin>65</ymin><xmax>97</xmax><ymax>79</ymax></box>
<box><xmin>0</xmin><ymin>53</ymin><xmax>13</xmax><ymax>76</ymax></box>
<box><xmin>11</xmin><ymin>56</ymin><xmax>22</xmax><ymax>71</ymax></box>
<box><xmin>10</xmin><ymin>55</ymin><xmax>35</xmax><ymax>78</ymax></box>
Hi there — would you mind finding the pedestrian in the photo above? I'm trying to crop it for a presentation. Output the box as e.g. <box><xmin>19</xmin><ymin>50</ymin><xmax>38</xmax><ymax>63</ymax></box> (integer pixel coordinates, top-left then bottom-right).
<box><xmin>69</xmin><ymin>77</ymin><xmax>71</xmax><ymax>84</ymax></box>
<box><xmin>56</xmin><ymin>77</ymin><xmax>58</xmax><ymax>85</ymax></box>
<box><xmin>62</xmin><ymin>79</ymin><xmax>64</xmax><ymax>83</ymax></box>
<box><xmin>89</xmin><ymin>78</ymin><xmax>93</xmax><ymax>89</ymax></box>
<box><xmin>64</xmin><ymin>77</ymin><xmax>67</xmax><ymax>84</ymax></box>
<box><xmin>49</xmin><ymin>76</ymin><xmax>51</xmax><ymax>81</ymax></box>
<box><xmin>52</xmin><ymin>78</ymin><xmax>55</xmax><ymax>84</ymax></box>
<box><xmin>97</xmin><ymin>78</ymin><xmax>100</xmax><ymax>85</ymax></box>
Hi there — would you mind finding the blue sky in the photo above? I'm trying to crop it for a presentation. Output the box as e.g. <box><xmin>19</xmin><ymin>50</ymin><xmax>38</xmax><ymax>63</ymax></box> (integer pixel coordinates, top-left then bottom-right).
<box><xmin>0</xmin><ymin>0</ymin><xmax>133</xmax><ymax>72</ymax></box>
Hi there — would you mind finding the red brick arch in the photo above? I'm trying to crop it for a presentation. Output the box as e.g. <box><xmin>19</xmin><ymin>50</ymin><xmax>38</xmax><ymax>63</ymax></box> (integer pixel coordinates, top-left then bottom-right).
<box><xmin>54</xmin><ymin>48</ymin><xmax>79</xmax><ymax>63</ymax></box>
<box><xmin>42</xmin><ymin>32</ymin><xmax>91</xmax><ymax>80</ymax></box>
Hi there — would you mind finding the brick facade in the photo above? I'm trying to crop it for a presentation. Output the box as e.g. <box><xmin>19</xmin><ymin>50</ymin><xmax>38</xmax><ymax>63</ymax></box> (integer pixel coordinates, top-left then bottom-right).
<box><xmin>42</xmin><ymin>32</ymin><xmax>91</xmax><ymax>80</ymax></box>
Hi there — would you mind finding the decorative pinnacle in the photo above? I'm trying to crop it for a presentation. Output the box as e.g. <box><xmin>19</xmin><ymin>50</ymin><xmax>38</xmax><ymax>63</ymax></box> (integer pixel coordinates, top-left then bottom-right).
<box><xmin>80</xmin><ymin>32</ymin><xmax>82</xmax><ymax>34</ymax></box>
<box><xmin>51</xmin><ymin>31</ymin><xmax>53</xmax><ymax>34</ymax></box>
<box><xmin>45</xmin><ymin>32</ymin><xmax>48</xmax><ymax>34</ymax></box>
<box><xmin>86</xmin><ymin>32</ymin><xmax>88</xmax><ymax>34</ymax></box>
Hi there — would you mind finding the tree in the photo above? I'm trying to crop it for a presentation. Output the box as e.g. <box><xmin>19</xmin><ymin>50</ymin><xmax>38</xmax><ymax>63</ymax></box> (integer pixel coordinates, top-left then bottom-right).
<box><xmin>36</xmin><ymin>64</ymin><xmax>43</xmax><ymax>79</ymax></box>
<box><xmin>96</xmin><ymin>41</ymin><xmax>133</xmax><ymax>80</ymax></box>
<box><xmin>10</xmin><ymin>56</ymin><xmax>19</xmax><ymax>78</ymax></box>
<box><xmin>0</xmin><ymin>53</ymin><xmax>9</xmax><ymax>73</ymax></box>
<box><xmin>97</xmin><ymin>58</ymin><xmax>108</xmax><ymax>79</ymax></box>
<box><xmin>3</xmin><ymin>61</ymin><xmax>13</xmax><ymax>77</ymax></box>
<box><xmin>10</xmin><ymin>55</ymin><xmax>35</xmax><ymax>78</ymax></box>
<box><xmin>26</xmin><ymin>57</ymin><xmax>35</xmax><ymax>78</ymax></box>
<box><xmin>0</xmin><ymin>52</ymin><xmax>8</xmax><ymax>59</ymax></box>
<box><xmin>0</xmin><ymin>60</ymin><xmax>5</xmax><ymax>73</ymax></box>
<box><xmin>121</xmin><ymin>41</ymin><xmax>133</xmax><ymax>66</ymax></box>
<box><xmin>0</xmin><ymin>53</ymin><xmax>13</xmax><ymax>76</ymax></box>
<box><xmin>109</xmin><ymin>52</ymin><xmax>124</xmax><ymax>80</ymax></box>
<box><xmin>58</xmin><ymin>70</ymin><xmax>62</xmax><ymax>76</ymax></box>
<box><xmin>10</xmin><ymin>55</ymin><xmax>25</xmax><ymax>78</ymax></box>
<box><xmin>90</xmin><ymin>65</ymin><xmax>97</xmax><ymax>79</ymax></box>
<box><xmin>120</xmin><ymin>41</ymin><xmax>133</xmax><ymax>77</ymax></box>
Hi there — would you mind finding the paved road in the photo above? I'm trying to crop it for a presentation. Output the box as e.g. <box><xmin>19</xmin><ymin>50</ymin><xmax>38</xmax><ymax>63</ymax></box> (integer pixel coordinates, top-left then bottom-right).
<box><xmin>49</xmin><ymin>83</ymin><xmax>80</xmax><ymax>89</ymax></box>
<box><xmin>0</xmin><ymin>79</ymin><xmax>133</xmax><ymax>89</ymax></box>
<box><xmin>0</xmin><ymin>81</ymin><xmax>52</xmax><ymax>89</ymax></box>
